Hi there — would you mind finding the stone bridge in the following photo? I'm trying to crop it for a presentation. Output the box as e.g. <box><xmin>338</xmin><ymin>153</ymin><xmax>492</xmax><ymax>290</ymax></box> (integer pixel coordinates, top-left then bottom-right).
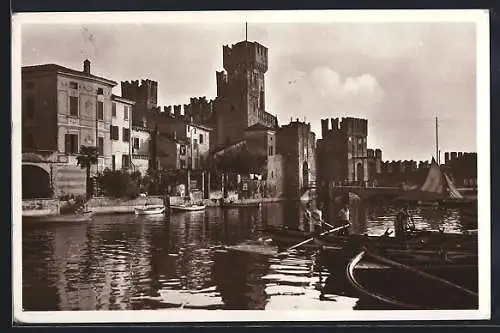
<box><xmin>328</xmin><ymin>185</ymin><xmax>404</xmax><ymax>200</ymax></box>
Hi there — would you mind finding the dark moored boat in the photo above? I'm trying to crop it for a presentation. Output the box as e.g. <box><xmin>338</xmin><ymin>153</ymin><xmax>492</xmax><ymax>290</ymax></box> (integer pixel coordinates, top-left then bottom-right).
<box><xmin>346</xmin><ymin>250</ymin><xmax>478</xmax><ymax>310</ymax></box>
<box><xmin>264</xmin><ymin>225</ymin><xmax>477</xmax><ymax>253</ymax></box>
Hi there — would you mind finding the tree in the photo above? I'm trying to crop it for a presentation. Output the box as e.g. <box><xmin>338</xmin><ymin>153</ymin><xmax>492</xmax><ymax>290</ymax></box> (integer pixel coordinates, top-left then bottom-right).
<box><xmin>212</xmin><ymin>144</ymin><xmax>267</xmax><ymax>198</ymax></box>
<box><xmin>76</xmin><ymin>145</ymin><xmax>98</xmax><ymax>198</ymax></box>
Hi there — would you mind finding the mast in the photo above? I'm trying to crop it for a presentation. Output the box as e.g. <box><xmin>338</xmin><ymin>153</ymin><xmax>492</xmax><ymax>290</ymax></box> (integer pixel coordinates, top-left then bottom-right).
<box><xmin>435</xmin><ymin>116</ymin><xmax>439</xmax><ymax>164</ymax></box>
<box><xmin>245</xmin><ymin>21</ymin><xmax>248</xmax><ymax>42</ymax></box>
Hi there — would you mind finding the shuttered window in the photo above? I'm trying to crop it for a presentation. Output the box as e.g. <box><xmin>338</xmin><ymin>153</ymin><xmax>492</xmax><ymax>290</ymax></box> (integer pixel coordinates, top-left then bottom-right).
<box><xmin>64</xmin><ymin>134</ymin><xmax>79</xmax><ymax>154</ymax></box>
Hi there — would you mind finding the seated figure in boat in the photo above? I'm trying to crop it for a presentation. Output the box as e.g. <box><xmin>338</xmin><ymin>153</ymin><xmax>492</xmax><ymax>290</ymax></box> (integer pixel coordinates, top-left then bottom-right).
<box><xmin>395</xmin><ymin>204</ymin><xmax>416</xmax><ymax>238</ymax></box>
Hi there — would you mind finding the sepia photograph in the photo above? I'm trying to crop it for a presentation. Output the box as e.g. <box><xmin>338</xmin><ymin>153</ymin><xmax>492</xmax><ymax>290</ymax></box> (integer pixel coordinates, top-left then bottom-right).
<box><xmin>12</xmin><ymin>10</ymin><xmax>490</xmax><ymax>323</ymax></box>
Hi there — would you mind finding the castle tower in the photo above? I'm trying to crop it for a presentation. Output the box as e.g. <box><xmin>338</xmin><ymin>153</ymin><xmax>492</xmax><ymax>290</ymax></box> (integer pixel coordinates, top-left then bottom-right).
<box><xmin>121</xmin><ymin>79</ymin><xmax>158</xmax><ymax>127</ymax></box>
<box><xmin>214</xmin><ymin>40</ymin><xmax>276</xmax><ymax>147</ymax></box>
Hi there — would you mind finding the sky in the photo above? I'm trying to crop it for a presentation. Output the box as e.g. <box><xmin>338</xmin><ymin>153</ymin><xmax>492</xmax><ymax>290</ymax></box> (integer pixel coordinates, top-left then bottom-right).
<box><xmin>20</xmin><ymin>19</ymin><xmax>478</xmax><ymax>161</ymax></box>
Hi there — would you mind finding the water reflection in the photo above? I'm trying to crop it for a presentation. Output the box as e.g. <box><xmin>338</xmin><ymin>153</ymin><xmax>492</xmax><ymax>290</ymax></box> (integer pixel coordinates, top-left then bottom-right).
<box><xmin>22</xmin><ymin>200</ymin><xmax>474</xmax><ymax>311</ymax></box>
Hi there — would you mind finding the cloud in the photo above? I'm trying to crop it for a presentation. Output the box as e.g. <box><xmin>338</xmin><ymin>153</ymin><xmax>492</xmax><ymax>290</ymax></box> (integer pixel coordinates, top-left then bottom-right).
<box><xmin>270</xmin><ymin>66</ymin><xmax>384</xmax><ymax>136</ymax></box>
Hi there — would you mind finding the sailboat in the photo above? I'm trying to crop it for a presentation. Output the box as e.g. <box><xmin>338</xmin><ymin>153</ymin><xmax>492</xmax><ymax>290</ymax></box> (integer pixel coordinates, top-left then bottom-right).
<box><xmin>397</xmin><ymin>157</ymin><xmax>474</xmax><ymax>207</ymax></box>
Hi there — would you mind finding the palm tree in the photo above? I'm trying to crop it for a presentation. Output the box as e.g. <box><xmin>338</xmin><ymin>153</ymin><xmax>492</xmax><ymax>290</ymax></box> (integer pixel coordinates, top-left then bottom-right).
<box><xmin>76</xmin><ymin>145</ymin><xmax>98</xmax><ymax>198</ymax></box>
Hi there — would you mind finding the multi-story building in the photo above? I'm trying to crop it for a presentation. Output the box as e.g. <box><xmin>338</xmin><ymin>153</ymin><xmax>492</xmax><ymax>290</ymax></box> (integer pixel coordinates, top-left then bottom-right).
<box><xmin>154</xmin><ymin>112</ymin><xmax>212</xmax><ymax>170</ymax></box>
<box><xmin>131</xmin><ymin>125</ymin><xmax>151</xmax><ymax>176</ymax></box>
<box><xmin>214</xmin><ymin>40</ymin><xmax>278</xmax><ymax>148</ymax></box>
<box><xmin>110</xmin><ymin>95</ymin><xmax>135</xmax><ymax>171</ymax></box>
<box><xmin>276</xmin><ymin>119</ymin><xmax>316</xmax><ymax>199</ymax></box>
<box><xmin>243</xmin><ymin>123</ymin><xmax>284</xmax><ymax>197</ymax></box>
<box><xmin>22</xmin><ymin>60</ymin><xmax>117</xmax><ymax>198</ymax></box>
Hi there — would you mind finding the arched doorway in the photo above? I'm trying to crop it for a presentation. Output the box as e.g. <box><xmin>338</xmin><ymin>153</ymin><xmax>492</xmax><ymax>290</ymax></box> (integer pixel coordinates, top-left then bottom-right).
<box><xmin>356</xmin><ymin>162</ymin><xmax>364</xmax><ymax>184</ymax></box>
<box><xmin>302</xmin><ymin>161</ymin><xmax>309</xmax><ymax>188</ymax></box>
<box><xmin>22</xmin><ymin>165</ymin><xmax>52</xmax><ymax>199</ymax></box>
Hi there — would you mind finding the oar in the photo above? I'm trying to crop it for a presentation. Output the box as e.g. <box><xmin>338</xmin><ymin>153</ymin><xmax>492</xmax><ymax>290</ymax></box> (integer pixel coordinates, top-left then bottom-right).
<box><xmin>278</xmin><ymin>223</ymin><xmax>350</xmax><ymax>254</ymax></box>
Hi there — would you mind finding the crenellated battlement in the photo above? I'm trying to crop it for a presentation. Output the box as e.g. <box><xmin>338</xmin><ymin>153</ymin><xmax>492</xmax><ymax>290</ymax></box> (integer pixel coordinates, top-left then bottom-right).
<box><xmin>222</xmin><ymin>41</ymin><xmax>268</xmax><ymax>73</ymax></box>
<box><xmin>121</xmin><ymin>78</ymin><xmax>158</xmax><ymax>110</ymax></box>
<box><xmin>321</xmin><ymin>117</ymin><xmax>368</xmax><ymax>137</ymax></box>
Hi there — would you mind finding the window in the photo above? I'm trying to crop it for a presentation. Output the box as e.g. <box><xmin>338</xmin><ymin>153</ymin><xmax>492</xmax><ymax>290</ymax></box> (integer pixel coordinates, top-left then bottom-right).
<box><xmin>124</xmin><ymin>106</ymin><xmax>129</xmax><ymax>120</ymax></box>
<box><xmin>269</xmin><ymin>146</ymin><xmax>274</xmax><ymax>156</ymax></box>
<box><xmin>69</xmin><ymin>96</ymin><xmax>79</xmax><ymax>116</ymax></box>
<box><xmin>112</xmin><ymin>155</ymin><xmax>116</xmax><ymax>171</ymax></box>
<box><xmin>122</xmin><ymin>154</ymin><xmax>130</xmax><ymax>169</ymax></box>
<box><xmin>122</xmin><ymin>128</ymin><xmax>130</xmax><ymax>142</ymax></box>
<box><xmin>69</xmin><ymin>82</ymin><xmax>78</xmax><ymax>90</ymax></box>
<box><xmin>24</xmin><ymin>81</ymin><xmax>35</xmax><ymax>90</ymax></box>
<box><xmin>199</xmin><ymin>134</ymin><xmax>204</xmax><ymax>144</ymax></box>
<box><xmin>193</xmin><ymin>139</ymin><xmax>198</xmax><ymax>148</ymax></box>
<box><xmin>97</xmin><ymin>88</ymin><xmax>103</xmax><ymax>95</ymax></box>
<box><xmin>133</xmin><ymin>137</ymin><xmax>140</xmax><ymax>149</ymax></box>
<box><xmin>97</xmin><ymin>137</ymin><xmax>104</xmax><ymax>155</ymax></box>
<box><xmin>64</xmin><ymin>133</ymin><xmax>79</xmax><ymax>154</ymax></box>
<box><xmin>180</xmin><ymin>145</ymin><xmax>186</xmax><ymax>156</ymax></box>
<box><xmin>112</xmin><ymin>102</ymin><xmax>116</xmax><ymax>117</ymax></box>
<box><xmin>25</xmin><ymin>96</ymin><xmax>35</xmax><ymax>118</ymax></box>
<box><xmin>97</xmin><ymin>101</ymin><xmax>104</xmax><ymax>120</ymax></box>
<box><xmin>110</xmin><ymin>125</ymin><xmax>119</xmax><ymax>140</ymax></box>
<box><xmin>180</xmin><ymin>160</ymin><xmax>186</xmax><ymax>169</ymax></box>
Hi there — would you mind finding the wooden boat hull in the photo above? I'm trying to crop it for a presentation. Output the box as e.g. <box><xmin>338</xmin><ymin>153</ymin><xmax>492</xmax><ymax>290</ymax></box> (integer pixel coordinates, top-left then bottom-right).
<box><xmin>134</xmin><ymin>205</ymin><xmax>166</xmax><ymax>215</ymax></box>
<box><xmin>170</xmin><ymin>205</ymin><xmax>206</xmax><ymax>212</ymax></box>
<box><xmin>23</xmin><ymin>212</ymin><xmax>93</xmax><ymax>224</ymax></box>
<box><xmin>221</xmin><ymin>202</ymin><xmax>261</xmax><ymax>208</ymax></box>
<box><xmin>346</xmin><ymin>251</ymin><xmax>478</xmax><ymax>310</ymax></box>
<box><xmin>264</xmin><ymin>226</ymin><xmax>477</xmax><ymax>253</ymax></box>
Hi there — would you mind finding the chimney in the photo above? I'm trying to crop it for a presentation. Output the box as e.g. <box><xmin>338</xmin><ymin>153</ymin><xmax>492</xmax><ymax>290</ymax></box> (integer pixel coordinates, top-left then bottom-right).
<box><xmin>83</xmin><ymin>59</ymin><xmax>91</xmax><ymax>74</ymax></box>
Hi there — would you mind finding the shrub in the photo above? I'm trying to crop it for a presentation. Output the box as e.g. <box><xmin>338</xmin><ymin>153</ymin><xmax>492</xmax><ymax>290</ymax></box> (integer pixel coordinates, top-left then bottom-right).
<box><xmin>97</xmin><ymin>170</ymin><xmax>141</xmax><ymax>199</ymax></box>
<box><xmin>59</xmin><ymin>194</ymin><xmax>87</xmax><ymax>214</ymax></box>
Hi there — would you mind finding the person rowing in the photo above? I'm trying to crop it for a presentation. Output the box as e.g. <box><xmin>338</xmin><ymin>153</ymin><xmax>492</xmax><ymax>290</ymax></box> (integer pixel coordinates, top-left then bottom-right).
<box><xmin>395</xmin><ymin>204</ymin><xmax>416</xmax><ymax>238</ymax></box>
<box><xmin>304</xmin><ymin>202</ymin><xmax>324</xmax><ymax>235</ymax></box>
<box><xmin>337</xmin><ymin>202</ymin><xmax>351</xmax><ymax>235</ymax></box>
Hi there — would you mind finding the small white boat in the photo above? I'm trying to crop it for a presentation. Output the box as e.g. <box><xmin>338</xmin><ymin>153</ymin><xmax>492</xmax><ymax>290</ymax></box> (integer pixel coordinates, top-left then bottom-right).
<box><xmin>134</xmin><ymin>204</ymin><xmax>166</xmax><ymax>215</ymax></box>
<box><xmin>170</xmin><ymin>204</ymin><xmax>206</xmax><ymax>212</ymax></box>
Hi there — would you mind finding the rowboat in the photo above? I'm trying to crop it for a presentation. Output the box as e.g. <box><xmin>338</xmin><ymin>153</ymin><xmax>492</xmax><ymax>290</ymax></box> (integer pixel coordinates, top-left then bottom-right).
<box><xmin>134</xmin><ymin>204</ymin><xmax>166</xmax><ymax>215</ymax></box>
<box><xmin>264</xmin><ymin>226</ymin><xmax>477</xmax><ymax>253</ymax></box>
<box><xmin>170</xmin><ymin>204</ymin><xmax>206</xmax><ymax>212</ymax></box>
<box><xmin>221</xmin><ymin>201</ymin><xmax>261</xmax><ymax>208</ymax></box>
<box><xmin>346</xmin><ymin>250</ymin><xmax>478</xmax><ymax>309</ymax></box>
<box><xmin>23</xmin><ymin>211</ymin><xmax>93</xmax><ymax>224</ymax></box>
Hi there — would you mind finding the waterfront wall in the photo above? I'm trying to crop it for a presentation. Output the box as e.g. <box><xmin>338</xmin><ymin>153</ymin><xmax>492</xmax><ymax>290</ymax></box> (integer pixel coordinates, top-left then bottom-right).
<box><xmin>87</xmin><ymin>196</ymin><xmax>163</xmax><ymax>214</ymax></box>
<box><xmin>22</xmin><ymin>198</ymin><xmax>60</xmax><ymax>216</ymax></box>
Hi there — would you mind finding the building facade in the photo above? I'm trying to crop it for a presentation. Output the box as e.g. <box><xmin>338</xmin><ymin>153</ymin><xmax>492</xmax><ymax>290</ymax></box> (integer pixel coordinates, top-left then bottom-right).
<box><xmin>22</xmin><ymin>60</ymin><xmax>117</xmax><ymax>198</ymax></box>
<box><xmin>110</xmin><ymin>95</ymin><xmax>135</xmax><ymax>171</ymax></box>
<box><xmin>131</xmin><ymin>126</ymin><xmax>151</xmax><ymax>176</ymax></box>
<box><xmin>276</xmin><ymin>120</ymin><xmax>316</xmax><ymax>199</ymax></box>
<box><xmin>214</xmin><ymin>40</ymin><xmax>278</xmax><ymax>148</ymax></box>
<box><xmin>317</xmin><ymin>117</ymin><xmax>380</xmax><ymax>188</ymax></box>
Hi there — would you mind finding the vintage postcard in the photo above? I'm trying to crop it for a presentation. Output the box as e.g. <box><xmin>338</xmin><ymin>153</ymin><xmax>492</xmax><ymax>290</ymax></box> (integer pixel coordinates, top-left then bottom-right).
<box><xmin>12</xmin><ymin>10</ymin><xmax>490</xmax><ymax>323</ymax></box>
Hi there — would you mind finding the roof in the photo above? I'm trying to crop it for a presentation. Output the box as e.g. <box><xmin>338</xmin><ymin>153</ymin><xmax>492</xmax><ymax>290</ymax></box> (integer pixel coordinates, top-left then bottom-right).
<box><xmin>22</xmin><ymin>64</ymin><xmax>117</xmax><ymax>86</ymax></box>
<box><xmin>112</xmin><ymin>94</ymin><xmax>136</xmax><ymax>105</ymax></box>
<box><xmin>158</xmin><ymin>132</ymin><xmax>187</xmax><ymax>145</ymax></box>
<box><xmin>244</xmin><ymin>123</ymin><xmax>276</xmax><ymax>132</ymax></box>
<box><xmin>213</xmin><ymin>140</ymin><xmax>246</xmax><ymax>157</ymax></box>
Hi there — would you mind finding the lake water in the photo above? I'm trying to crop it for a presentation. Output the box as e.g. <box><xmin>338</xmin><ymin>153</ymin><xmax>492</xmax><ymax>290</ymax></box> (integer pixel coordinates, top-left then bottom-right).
<box><xmin>21</xmin><ymin>200</ymin><xmax>474</xmax><ymax>311</ymax></box>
